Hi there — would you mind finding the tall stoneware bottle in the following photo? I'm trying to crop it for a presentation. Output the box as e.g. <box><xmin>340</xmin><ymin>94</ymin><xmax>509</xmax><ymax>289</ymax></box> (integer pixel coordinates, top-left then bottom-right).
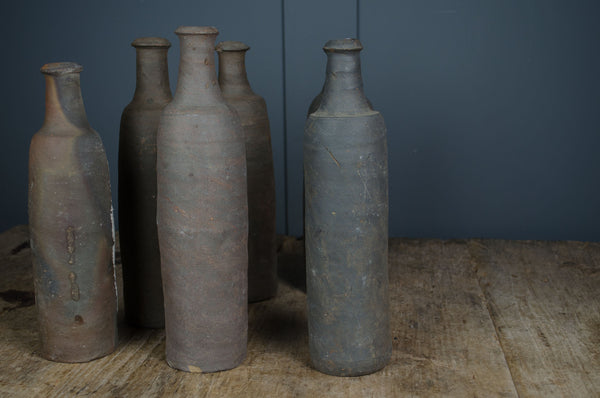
<box><xmin>216</xmin><ymin>41</ymin><xmax>277</xmax><ymax>302</ymax></box>
<box><xmin>119</xmin><ymin>37</ymin><xmax>172</xmax><ymax>328</ymax></box>
<box><xmin>29</xmin><ymin>62</ymin><xmax>117</xmax><ymax>362</ymax></box>
<box><xmin>304</xmin><ymin>39</ymin><xmax>391</xmax><ymax>376</ymax></box>
<box><xmin>157</xmin><ymin>26</ymin><xmax>248</xmax><ymax>373</ymax></box>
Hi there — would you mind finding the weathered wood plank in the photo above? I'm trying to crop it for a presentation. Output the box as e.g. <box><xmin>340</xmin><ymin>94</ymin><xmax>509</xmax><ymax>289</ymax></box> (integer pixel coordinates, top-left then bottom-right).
<box><xmin>470</xmin><ymin>239</ymin><xmax>600</xmax><ymax>397</ymax></box>
<box><xmin>0</xmin><ymin>225</ymin><xmax>522</xmax><ymax>397</ymax></box>
<box><xmin>387</xmin><ymin>239</ymin><xmax>517</xmax><ymax>397</ymax></box>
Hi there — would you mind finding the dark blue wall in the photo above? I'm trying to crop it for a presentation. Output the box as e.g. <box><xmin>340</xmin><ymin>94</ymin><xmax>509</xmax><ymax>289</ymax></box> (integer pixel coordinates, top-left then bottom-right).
<box><xmin>1</xmin><ymin>1</ymin><xmax>599</xmax><ymax>240</ymax></box>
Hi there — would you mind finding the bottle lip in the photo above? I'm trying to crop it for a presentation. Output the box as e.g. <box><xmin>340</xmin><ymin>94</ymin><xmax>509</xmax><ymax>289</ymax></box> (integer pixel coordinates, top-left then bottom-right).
<box><xmin>175</xmin><ymin>26</ymin><xmax>219</xmax><ymax>36</ymax></box>
<box><xmin>131</xmin><ymin>37</ymin><xmax>171</xmax><ymax>48</ymax></box>
<box><xmin>40</xmin><ymin>62</ymin><xmax>83</xmax><ymax>76</ymax></box>
<box><xmin>323</xmin><ymin>38</ymin><xmax>363</xmax><ymax>52</ymax></box>
<box><xmin>216</xmin><ymin>41</ymin><xmax>250</xmax><ymax>53</ymax></box>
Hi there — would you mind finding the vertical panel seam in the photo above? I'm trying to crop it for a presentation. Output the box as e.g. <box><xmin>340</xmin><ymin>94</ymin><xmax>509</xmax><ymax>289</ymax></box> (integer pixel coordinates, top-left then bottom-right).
<box><xmin>281</xmin><ymin>0</ymin><xmax>289</xmax><ymax>234</ymax></box>
<box><xmin>356</xmin><ymin>0</ymin><xmax>360</xmax><ymax>39</ymax></box>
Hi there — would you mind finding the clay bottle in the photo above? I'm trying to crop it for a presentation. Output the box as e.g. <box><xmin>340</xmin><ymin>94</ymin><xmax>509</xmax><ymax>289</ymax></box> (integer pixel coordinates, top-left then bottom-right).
<box><xmin>119</xmin><ymin>37</ymin><xmax>172</xmax><ymax>328</ymax></box>
<box><xmin>28</xmin><ymin>62</ymin><xmax>117</xmax><ymax>362</ymax></box>
<box><xmin>156</xmin><ymin>26</ymin><xmax>248</xmax><ymax>373</ymax></box>
<box><xmin>216</xmin><ymin>41</ymin><xmax>277</xmax><ymax>302</ymax></box>
<box><xmin>304</xmin><ymin>39</ymin><xmax>391</xmax><ymax>376</ymax></box>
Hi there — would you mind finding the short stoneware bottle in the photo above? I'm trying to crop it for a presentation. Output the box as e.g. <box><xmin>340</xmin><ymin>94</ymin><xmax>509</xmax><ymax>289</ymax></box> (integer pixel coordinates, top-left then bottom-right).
<box><xmin>216</xmin><ymin>41</ymin><xmax>277</xmax><ymax>303</ymax></box>
<box><xmin>29</xmin><ymin>62</ymin><xmax>117</xmax><ymax>362</ymax></box>
<box><xmin>156</xmin><ymin>26</ymin><xmax>248</xmax><ymax>373</ymax></box>
<box><xmin>304</xmin><ymin>39</ymin><xmax>391</xmax><ymax>376</ymax></box>
<box><xmin>119</xmin><ymin>37</ymin><xmax>172</xmax><ymax>329</ymax></box>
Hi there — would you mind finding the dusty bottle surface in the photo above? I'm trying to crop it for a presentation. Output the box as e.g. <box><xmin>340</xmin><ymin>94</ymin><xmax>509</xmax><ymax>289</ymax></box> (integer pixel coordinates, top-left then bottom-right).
<box><xmin>29</xmin><ymin>62</ymin><xmax>117</xmax><ymax>363</ymax></box>
<box><xmin>217</xmin><ymin>41</ymin><xmax>277</xmax><ymax>302</ymax></box>
<box><xmin>119</xmin><ymin>37</ymin><xmax>172</xmax><ymax>328</ymax></box>
<box><xmin>156</xmin><ymin>26</ymin><xmax>248</xmax><ymax>373</ymax></box>
<box><xmin>304</xmin><ymin>39</ymin><xmax>391</xmax><ymax>376</ymax></box>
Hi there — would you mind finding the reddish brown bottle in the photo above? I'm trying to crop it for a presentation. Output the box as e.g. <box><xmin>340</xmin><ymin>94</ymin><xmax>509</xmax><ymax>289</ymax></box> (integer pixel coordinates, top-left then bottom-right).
<box><xmin>157</xmin><ymin>27</ymin><xmax>248</xmax><ymax>373</ymax></box>
<box><xmin>217</xmin><ymin>41</ymin><xmax>277</xmax><ymax>302</ymax></box>
<box><xmin>119</xmin><ymin>37</ymin><xmax>172</xmax><ymax>328</ymax></box>
<box><xmin>29</xmin><ymin>62</ymin><xmax>117</xmax><ymax>362</ymax></box>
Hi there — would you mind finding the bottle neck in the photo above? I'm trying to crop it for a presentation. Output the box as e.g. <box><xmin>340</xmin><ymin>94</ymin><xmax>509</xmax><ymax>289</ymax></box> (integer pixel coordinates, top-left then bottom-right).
<box><xmin>43</xmin><ymin>73</ymin><xmax>90</xmax><ymax>129</ymax></box>
<box><xmin>133</xmin><ymin>47</ymin><xmax>172</xmax><ymax>103</ymax></box>
<box><xmin>174</xmin><ymin>33</ymin><xmax>222</xmax><ymax>104</ymax></box>
<box><xmin>317</xmin><ymin>51</ymin><xmax>371</xmax><ymax>115</ymax></box>
<box><xmin>218</xmin><ymin>51</ymin><xmax>253</xmax><ymax>96</ymax></box>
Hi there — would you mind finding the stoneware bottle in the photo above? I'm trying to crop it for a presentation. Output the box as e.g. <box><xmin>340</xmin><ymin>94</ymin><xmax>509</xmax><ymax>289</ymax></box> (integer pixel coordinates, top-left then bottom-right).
<box><xmin>156</xmin><ymin>26</ymin><xmax>248</xmax><ymax>373</ymax></box>
<box><xmin>304</xmin><ymin>39</ymin><xmax>391</xmax><ymax>376</ymax></box>
<box><xmin>216</xmin><ymin>41</ymin><xmax>277</xmax><ymax>302</ymax></box>
<box><xmin>29</xmin><ymin>62</ymin><xmax>117</xmax><ymax>362</ymax></box>
<box><xmin>119</xmin><ymin>37</ymin><xmax>172</xmax><ymax>328</ymax></box>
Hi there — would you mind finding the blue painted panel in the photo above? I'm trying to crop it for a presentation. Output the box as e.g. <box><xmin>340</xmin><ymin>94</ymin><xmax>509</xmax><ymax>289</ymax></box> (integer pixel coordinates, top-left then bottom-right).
<box><xmin>0</xmin><ymin>0</ymin><xmax>286</xmax><ymax>233</ymax></box>
<box><xmin>283</xmin><ymin>0</ymin><xmax>358</xmax><ymax>236</ymax></box>
<box><xmin>360</xmin><ymin>0</ymin><xmax>600</xmax><ymax>240</ymax></box>
<box><xmin>1</xmin><ymin>0</ymin><xmax>599</xmax><ymax>241</ymax></box>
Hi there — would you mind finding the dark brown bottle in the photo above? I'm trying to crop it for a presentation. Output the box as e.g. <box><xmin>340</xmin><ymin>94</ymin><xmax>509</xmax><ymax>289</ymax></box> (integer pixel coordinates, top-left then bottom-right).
<box><xmin>304</xmin><ymin>39</ymin><xmax>391</xmax><ymax>376</ymax></box>
<box><xmin>217</xmin><ymin>41</ymin><xmax>277</xmax><ymax>302</ymax></box>
<box><xmin>119</xmin><ymin>37</ymin><xmax>172</xmax><ymax>328</ymax></box>
<box><xmin>156</xmin><ymin>26</ymin><xmax>248</xmax><ymax>373</ymax></box>
<box><xmin>29</xmin><ymin>62</ymin><xmax>117</xmax><ymax>362</ymax></box>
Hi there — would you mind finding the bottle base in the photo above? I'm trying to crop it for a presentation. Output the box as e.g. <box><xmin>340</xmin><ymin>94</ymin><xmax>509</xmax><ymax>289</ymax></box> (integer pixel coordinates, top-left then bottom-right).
<box><xmin>311</xmin><ymin>352</ymin><xmax>391</xmax><ymax>377</ymax></box>
<box><xmin>41</xmin><ymin>345</ymin><xmax>116</xmax><ymax>364</ymax></box>
<box><xmin>166</xmin><ymin>352</ymin><xmax>246</xmax><ymax>373</ymax></box>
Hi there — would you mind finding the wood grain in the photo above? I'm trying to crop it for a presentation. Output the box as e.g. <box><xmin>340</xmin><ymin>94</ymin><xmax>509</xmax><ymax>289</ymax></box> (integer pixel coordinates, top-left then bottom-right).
<box><xmin>1</xmin><ymin>225</ymin><xmax>598</xmax><ymax>397</ymax></box>
<box><xmin>470</xmin><ymin>239</ymin><xmax>600</xmax><ymax>397</ymax></box>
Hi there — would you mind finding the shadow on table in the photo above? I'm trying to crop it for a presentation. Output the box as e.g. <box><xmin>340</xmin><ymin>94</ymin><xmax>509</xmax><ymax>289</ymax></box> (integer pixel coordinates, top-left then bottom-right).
<box><xmin>277</xmin><ymin>236</ymin><xmax>306</xmax><ymax>293</ymax></box>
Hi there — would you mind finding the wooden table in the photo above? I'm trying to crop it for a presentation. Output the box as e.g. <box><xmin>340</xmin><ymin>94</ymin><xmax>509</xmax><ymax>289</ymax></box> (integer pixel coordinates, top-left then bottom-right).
<box><xmin>0</xmin><ymin>225</ymin><xmax>598</xmax><ymax>397</ymax></box>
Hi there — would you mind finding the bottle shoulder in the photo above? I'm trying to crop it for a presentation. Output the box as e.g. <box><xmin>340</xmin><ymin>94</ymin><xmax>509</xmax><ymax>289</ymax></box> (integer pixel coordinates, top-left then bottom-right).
<box><xmin>34</xmin><ymin>122</ymin><xmax>98</xmax><ymax>138</ymax></box>
<box><xmin>124</xmin><ymin>95</ymin><xmax>172</xmax><ymax>111</ymax></box>
<box><xmin>162</xmin><ymin>98</ymin><xmax>236</xmax><ymax>117</ymax></box>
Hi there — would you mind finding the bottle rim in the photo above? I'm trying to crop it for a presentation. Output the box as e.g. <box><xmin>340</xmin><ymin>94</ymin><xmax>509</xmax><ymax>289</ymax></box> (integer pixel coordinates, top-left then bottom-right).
<box><xmin>175</xmin><ymin>26</ymin><xmax>219</xmax><ymax>36</ymax></box>
<box><xmin>131</xmin><ymin>37</ymin><xmax>171</xmax><ymax>48</ymax></box>
<box><xmin>216</xmin><ymin>41</ymin><xmax>250</xmax><ymax>53</ymax></box>
<box><xmin>40</xmin><ymin>62</ymin><xmax>83</xmax><ymax>76</ymax></box>
<box><xmin>323</xmin><ymin>38</ymin><xmax>363</xmax><ymax>52</ymax></box>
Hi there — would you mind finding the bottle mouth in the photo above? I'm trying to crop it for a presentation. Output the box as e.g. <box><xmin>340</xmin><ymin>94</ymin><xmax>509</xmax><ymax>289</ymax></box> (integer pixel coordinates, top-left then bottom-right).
<box><xmin>40</xmin><ymin>62</ymin><xmax>83</xmax><ymax>76</ymax></box>
<box><xmin>216</xmin><ymin>41</ymin><xmax>250</xmax><ymax>53</ymax></box>
<box><xmin>323</xmin><ymin>38</ymin><xmax>363</xmax><ymax>52</ymax></box>
<box><xmin>175</xmin><ymin>26</ymin><xmax>219</xmax><ymax>36</ymax></box>
<box><xmin>131</xmin><ymin>37</ymin><xmax>171</xmax><ymax>48</ymax></box>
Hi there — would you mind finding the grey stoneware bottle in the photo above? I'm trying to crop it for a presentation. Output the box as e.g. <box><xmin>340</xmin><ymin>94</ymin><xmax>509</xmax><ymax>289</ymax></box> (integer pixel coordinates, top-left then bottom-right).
<box><xmin>156</xmin><ymin>26</ymin><xmax>248</xmax><ymax>373</ymax></box>
<box><xmin>216</xmin><ymin>41</ymin><xmax>277</xmax><ymax>303</ymax></box>
<box><xmin>304</xmin><ymin>39</ymin><xmax>391</xmax><ymax>376</ymax></box>
<box><xmin>119</xmin><ymin>37</ymin><xmax>172</xmax><ymax>329</ymax></box>
<box><xmin>29</xmin><ymin>62</ymin><xmax>117</xmax><ymax>363</ymax></box>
